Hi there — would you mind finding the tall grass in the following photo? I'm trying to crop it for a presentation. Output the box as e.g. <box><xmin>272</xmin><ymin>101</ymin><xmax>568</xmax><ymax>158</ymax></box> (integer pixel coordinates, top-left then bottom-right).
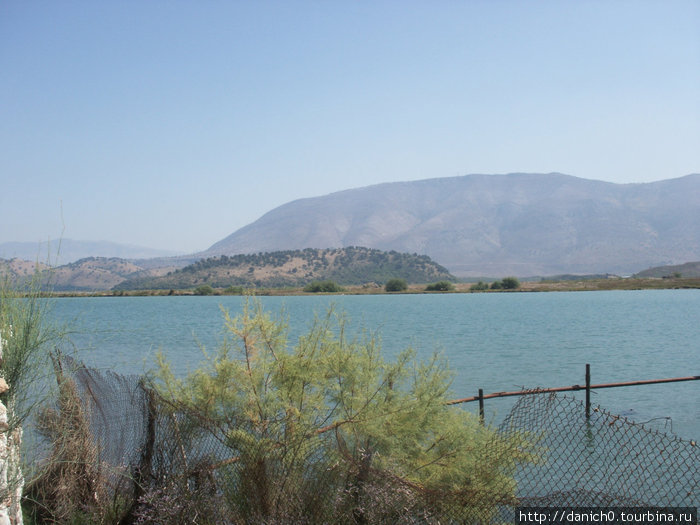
<box><xmin>1</xmin><ymin>259</ymin><xmax>70</xmax><ymax>523</ymax></box>
<box><xmin>0</xmin><ymin>266</ymin><xmax>68</xmax><ymax>429</ymax></box>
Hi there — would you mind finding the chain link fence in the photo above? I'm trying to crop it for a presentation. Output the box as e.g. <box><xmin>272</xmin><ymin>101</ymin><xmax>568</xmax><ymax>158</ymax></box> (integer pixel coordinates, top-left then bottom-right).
<box><xmin>25</xmin><ymin>358</ymin><xmax>700</xmax><ymax>524</ymax></box>
<box><xmin>498</xmin><ymin>392</ymin><xmax>699</xmax><ymax>514</ymax></box>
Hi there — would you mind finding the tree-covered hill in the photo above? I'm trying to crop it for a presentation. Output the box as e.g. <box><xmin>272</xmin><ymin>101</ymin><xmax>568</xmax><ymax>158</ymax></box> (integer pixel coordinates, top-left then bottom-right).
<box><xmin>633</xmin><ymin>261</ymin><xmax>700</xmax><ymax>278</ymax></box>
<box><xmin>114</xmin><ymin>247</ymin><xmax>456</xmax><ymax>290</ymax></box>
<box><xmin>47</xmin><ymin>257</ymin><xmax>174</xmax><ymax>291</ymax></box>
<box><xmin>0</xmin><ymin>258</ymin><xmax>49</xmax><ymax>282</ymax></box>
<box><xmin>1</xmin><ymin>257</ymin><xmax>176</xmax><ymax>291</ymax></box>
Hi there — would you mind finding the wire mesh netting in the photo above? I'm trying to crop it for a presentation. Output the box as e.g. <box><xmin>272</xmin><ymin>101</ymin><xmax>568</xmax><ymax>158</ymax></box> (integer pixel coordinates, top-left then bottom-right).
<box><xmin>26</xmin><ymin>359</ymin><xmax>700</xmax><ymax>524</ymax></box>
<box><xmin>496</xmin><ymin>391</ymin><xmax>700</xmax><ymax>520</ymax></box>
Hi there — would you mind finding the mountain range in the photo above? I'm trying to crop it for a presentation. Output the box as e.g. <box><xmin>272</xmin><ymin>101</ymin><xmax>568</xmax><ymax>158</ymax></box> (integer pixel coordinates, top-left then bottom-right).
<box><xmin>202</xmin><ymin>173</ymin><xmax>700</xmax><ymax>277</ymax></box>
<box><xmin>0</xmin><ymin>239</ymin><xmax>181</xmax><ymax>265</ymax></box>
<box><xmin>4</xmin><ymin>173</ymin><xmax>699</xmax><ymax>284</ymax></box>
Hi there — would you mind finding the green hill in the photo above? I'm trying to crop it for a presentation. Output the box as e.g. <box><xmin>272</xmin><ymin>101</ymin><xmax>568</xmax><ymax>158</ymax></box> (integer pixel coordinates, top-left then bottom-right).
<box><xmin>633</xmin><ymin>261</ymin><xmax>700</xmax><ymax>278</ymax></box>
<box><xmin>114</xmin><ymin>247</ymin><xmax>456</xmax><ymax>291</ymax></box>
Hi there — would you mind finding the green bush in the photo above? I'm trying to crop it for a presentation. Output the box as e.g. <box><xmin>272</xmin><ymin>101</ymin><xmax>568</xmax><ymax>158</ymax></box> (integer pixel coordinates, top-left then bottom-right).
<box><xmin>490</xmin><ymin>280</ymin><xmax>503</xmax><ymax>290</ymax></box>
<box><xmin>152</xmin><ymin>299</ymin><xmax>537</xmax><ymax>523</ymax></box>
<box><xmin>425</xmin><ymin>281</ymin><xmax>455</xmax><ymax>292</ymax></box>
<box><xmin>303</xmin><ymin>280</ymin><xmax>343</xmax><ymax>293</ymax></box>
<box><xmin>384</xmin><ymin>278</ymin><xmax>408</xmax><ymax>292</ymax></box>
<box><xmin>469</xmin><ymin>281</ymin><xmax>489</xmax><ymax>291</ymax></box>
<box><xmin>193</xmin><ymin>284</ymin><xmax>215</xmax><ymax>295</ymax></box>
<box><xmin>501</xmin><ymin>277</ymin><xmax>520</xmax><ymax>289</ymax></box>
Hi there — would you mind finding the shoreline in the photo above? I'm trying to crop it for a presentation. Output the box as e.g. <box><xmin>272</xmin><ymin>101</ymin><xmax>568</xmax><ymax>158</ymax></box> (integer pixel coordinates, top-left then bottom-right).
<box><xmin>40</xmin><ymin>276</ymin><xmax>700</xmax><ymax>298</ymax></box>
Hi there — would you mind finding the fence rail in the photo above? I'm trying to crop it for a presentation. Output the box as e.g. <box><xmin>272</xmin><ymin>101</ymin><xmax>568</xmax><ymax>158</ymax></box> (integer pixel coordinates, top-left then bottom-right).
<box><xmin>447</xmin><ymin>364</ymin><xmax>700</xmax><ymax>420</ymax></box>
<box><xmin>29</xmin><ymin>356</ymin><xmax>700</xmax><ymax>521</ymax></box>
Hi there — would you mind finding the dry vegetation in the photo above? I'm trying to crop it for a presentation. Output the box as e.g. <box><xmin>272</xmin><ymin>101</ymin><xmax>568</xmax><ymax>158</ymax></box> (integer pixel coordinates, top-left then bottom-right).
<box><xmin>42</xmin><ymin>275</ymin><xmax>700</xmax><ymax>297</ymax></box>
<box><xmin>517</xmin><ymin>276</ymin><xmax>700</xmax><ymax>292</ymax></box>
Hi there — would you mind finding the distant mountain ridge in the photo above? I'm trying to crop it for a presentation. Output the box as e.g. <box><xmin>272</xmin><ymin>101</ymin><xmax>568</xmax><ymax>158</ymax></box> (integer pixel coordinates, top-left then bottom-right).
<box><xmin>203</xmin><ymin>173</ymin><xmax>700</xmax><ymax>277</ymax></box>
<box><xmin>0</xmin><ymin>239</ymin><xmax>181</xmax><ymax>264</ymax></box>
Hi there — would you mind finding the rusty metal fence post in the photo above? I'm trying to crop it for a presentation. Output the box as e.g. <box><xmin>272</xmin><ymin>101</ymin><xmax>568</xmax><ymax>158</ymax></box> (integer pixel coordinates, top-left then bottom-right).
<box><xmin>585</xmin><ymin>363</ymin><xmax>591</xmax><ymax>419</ymax></box>
<box><xmin>478</xmin><ymin>388</ymin><xmax>484</xmax><ymax>423</ymax></box>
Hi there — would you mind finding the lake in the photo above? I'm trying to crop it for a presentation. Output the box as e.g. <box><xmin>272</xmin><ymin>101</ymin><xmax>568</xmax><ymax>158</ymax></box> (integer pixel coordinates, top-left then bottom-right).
<box><xmin>47</xmin><ymin>289</ymin><xmax>700</xmax><ymax>440</ymax></box>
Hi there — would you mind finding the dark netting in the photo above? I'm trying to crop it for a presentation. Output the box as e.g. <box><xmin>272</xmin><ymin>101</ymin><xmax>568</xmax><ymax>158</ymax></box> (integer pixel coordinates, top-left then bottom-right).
<box><xmin>499</xmin><ymin>391</ymin><xmax>700</xmax><ymax>509</ymax></box>
<box><xmin>61</xmin><ymin>356</ymin><xmax>153</xmax><ymax>487</ymax></box>
<box><xmin>27</xmin><ymin>361</ymin><xmax>700</xmax><ymax>524</ymax></box>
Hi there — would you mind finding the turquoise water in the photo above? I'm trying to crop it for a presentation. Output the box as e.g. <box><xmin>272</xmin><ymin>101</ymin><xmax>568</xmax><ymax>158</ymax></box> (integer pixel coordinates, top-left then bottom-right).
<box><xmin>48</xmin><ymin>290</ymin><xmax>700</xmax><ymax>440</ymax></box>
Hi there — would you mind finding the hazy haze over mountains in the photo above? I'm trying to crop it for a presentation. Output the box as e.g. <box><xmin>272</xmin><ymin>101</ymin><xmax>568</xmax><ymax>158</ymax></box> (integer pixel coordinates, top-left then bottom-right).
<box><xmin>0</xmin><ymin>239</ymin><xmax>182</xmax><ymax>265</ymax></box>
<box><xmin>204</xmin><ymin>173</ymin><xmax>700</xmax><ymax>277</ymax></box>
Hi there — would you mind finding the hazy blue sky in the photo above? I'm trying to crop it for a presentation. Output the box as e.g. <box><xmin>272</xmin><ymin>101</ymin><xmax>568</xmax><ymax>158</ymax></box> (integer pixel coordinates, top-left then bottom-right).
<box><xmin>2</xmin><ymin>1</ymin><xmax>699</xmax><ymax>253</ymax></box>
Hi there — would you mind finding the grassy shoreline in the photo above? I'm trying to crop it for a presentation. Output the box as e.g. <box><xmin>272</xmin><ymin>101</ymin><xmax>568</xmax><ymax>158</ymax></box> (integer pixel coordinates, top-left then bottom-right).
<box><xmin>39</xmin><ymin>276</ymin><xmax>700</xmax><ymax>298</ymax></box>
